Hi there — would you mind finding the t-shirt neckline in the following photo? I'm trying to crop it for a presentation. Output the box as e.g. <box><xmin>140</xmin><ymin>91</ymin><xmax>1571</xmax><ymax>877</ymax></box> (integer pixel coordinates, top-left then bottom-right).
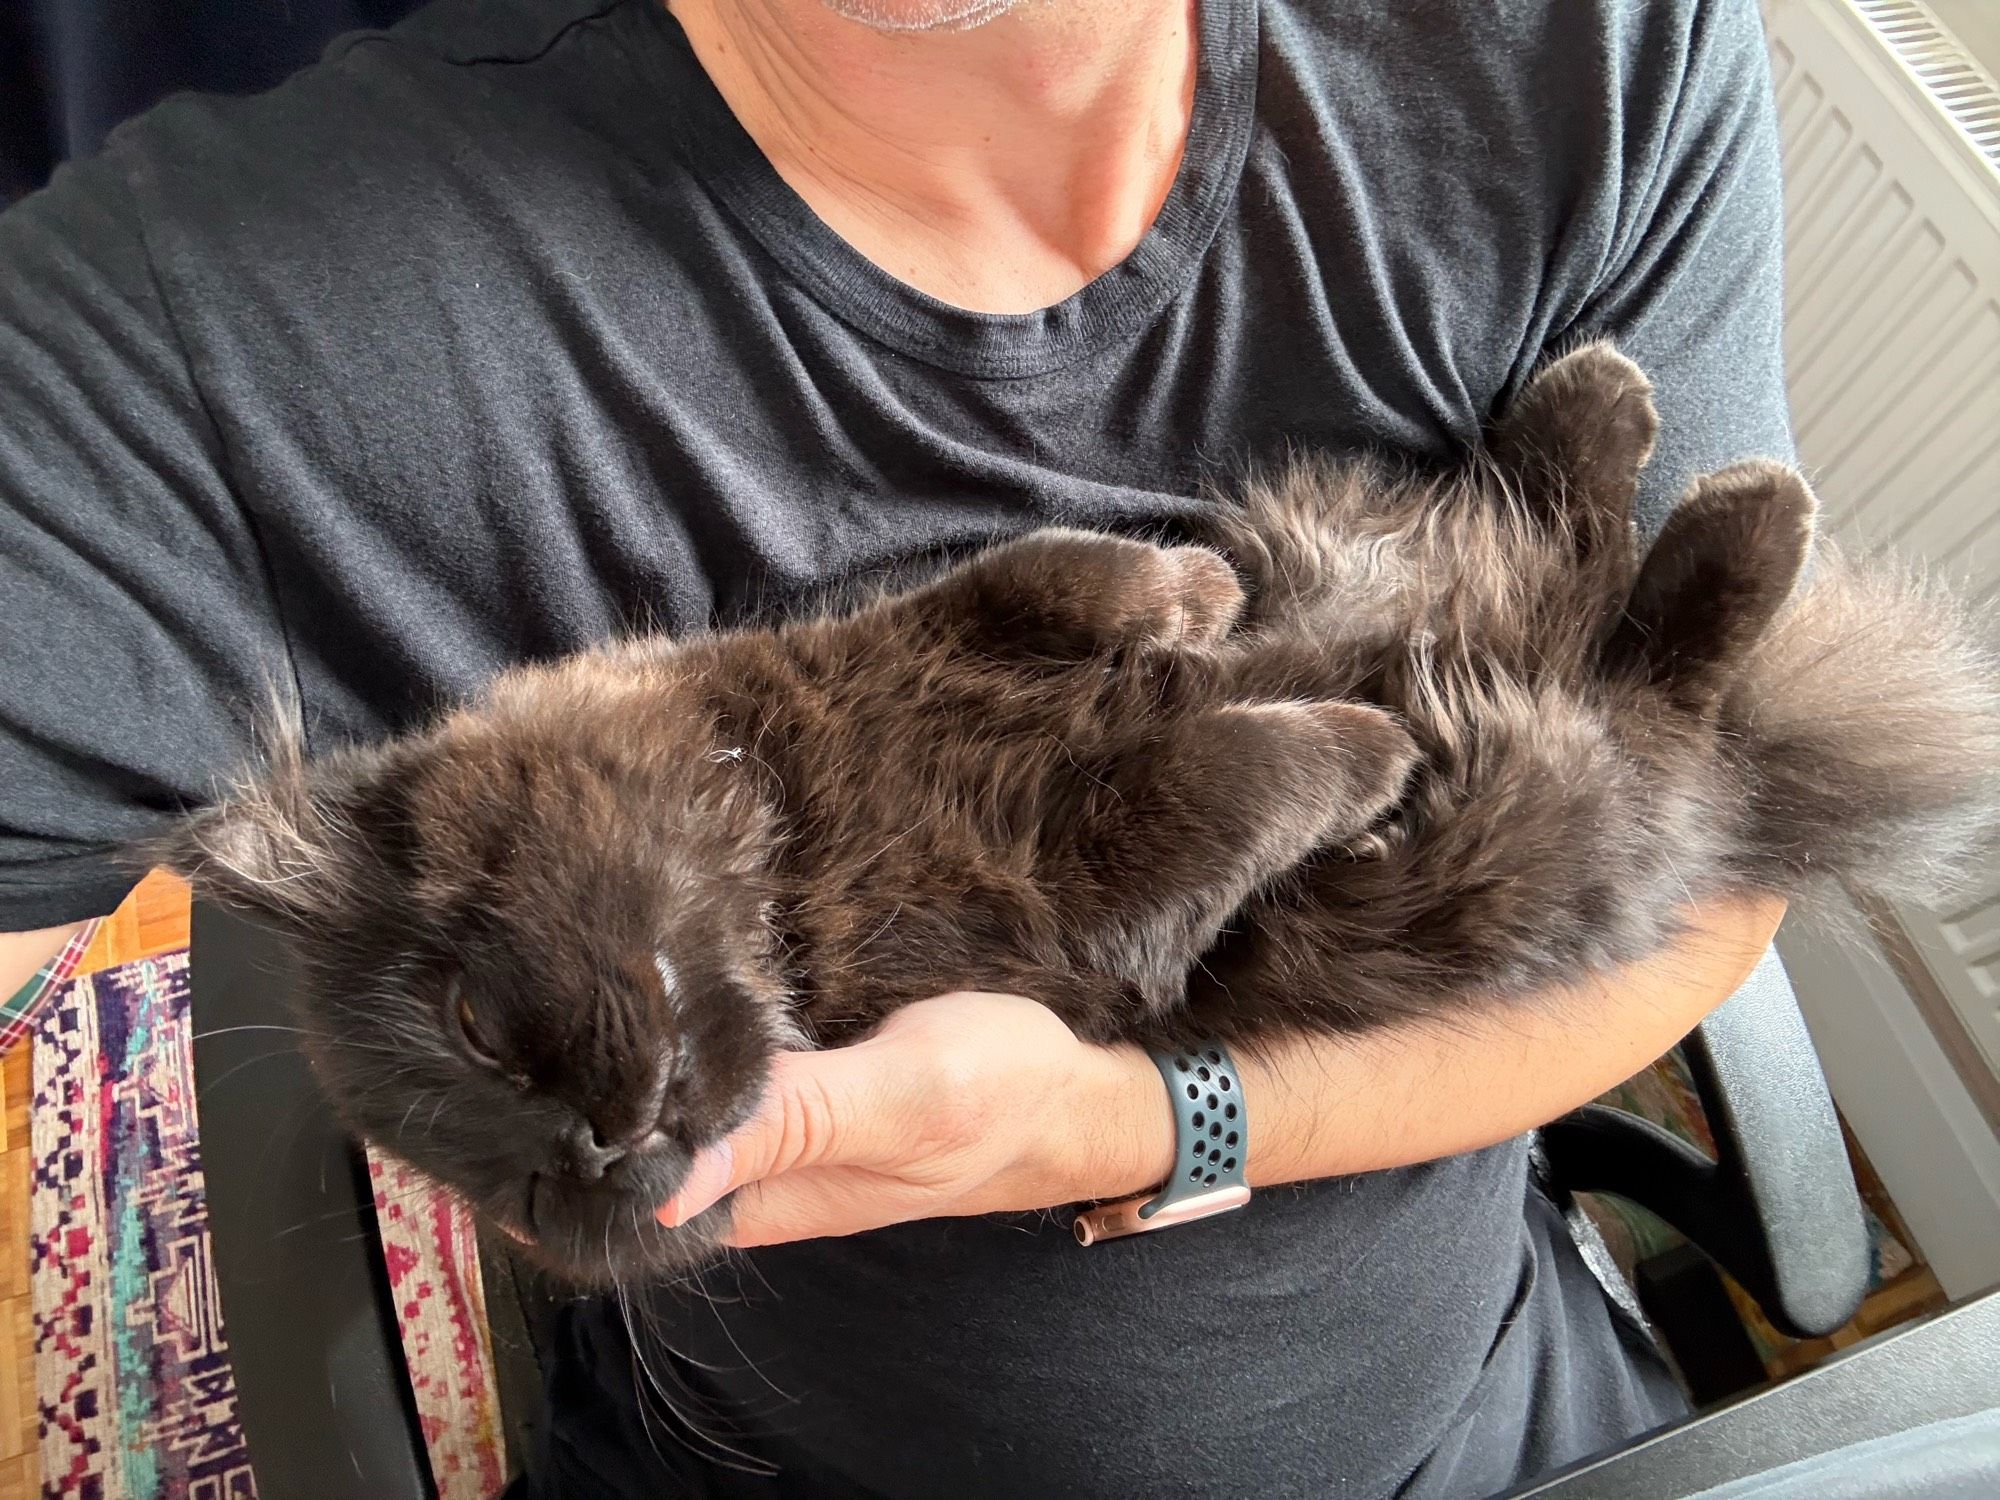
<box><xmin>640</xmin><ymin>0</ymin><xmax>1260</xmax><ymax>380</ymax></box>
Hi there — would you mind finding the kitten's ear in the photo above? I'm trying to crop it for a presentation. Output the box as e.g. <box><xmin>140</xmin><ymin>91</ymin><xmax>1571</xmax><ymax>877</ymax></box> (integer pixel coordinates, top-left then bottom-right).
<box><xmin>144</xmin><ymin>705</ymin><xmax>394</xmax><ymax>929</ymax></box>
<box><xmin>1605</xmin><ymin>460</ymin><xmax>1818</xmax><ymax>709</ymax></box>
<box><xmin>145</xmin><ymin>765</ymin><xmax>347</xmax><ymax>929</ymax></box>
<box><xmin>1488</xmin><ymin>341</ymin><xmax>1659</xmax><ymax>561</ymax></box>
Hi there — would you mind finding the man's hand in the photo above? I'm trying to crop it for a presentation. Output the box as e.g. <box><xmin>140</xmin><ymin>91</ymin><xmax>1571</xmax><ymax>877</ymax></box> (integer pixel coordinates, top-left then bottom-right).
<box><xmin>656</xmin><ymin>992</ymin><xmax>1174</xmax><ymax>1246</ymax></box>
<box><xmin>655</xmin><ymin>893</ymin><xmax>1787</xmax><ymax>1249</ymax></box>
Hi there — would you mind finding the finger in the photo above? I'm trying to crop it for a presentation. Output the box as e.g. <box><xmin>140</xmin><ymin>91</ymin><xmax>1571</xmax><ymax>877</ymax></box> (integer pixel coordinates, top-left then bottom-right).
<box><xmin>653</xmin><ymin>1042</ymin><xmax>908</xmax><ymax>1227</ymax></box>
<box><xmin>653</xmin><ymin>1139</ymin><xmax>736</xmax><ymax>1229</ymax></box>
<box><xmin>720</xmin><ymin>1166</ymin><xmax>913</xmax><ymax>1248</ymax></box>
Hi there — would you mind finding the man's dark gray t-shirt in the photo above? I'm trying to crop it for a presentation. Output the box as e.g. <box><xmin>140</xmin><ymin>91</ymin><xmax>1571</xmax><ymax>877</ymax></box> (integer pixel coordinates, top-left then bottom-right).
<box><xmin>0</xmin><ymin>0</ymin><xmax>1793</xmax><ymax>1493</ymax></box>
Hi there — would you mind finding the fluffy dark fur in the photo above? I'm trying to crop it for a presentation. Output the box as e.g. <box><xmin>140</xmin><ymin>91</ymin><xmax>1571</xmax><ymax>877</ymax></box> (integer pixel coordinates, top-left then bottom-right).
<box><xmin>152</xmin><ymin>532</ymin><xmax>1417</xmax><ymax>1284</ymax></box>
<box><xmin>1180</xmin><ymin>345</ymin><xmax>2000</xmax><ymax>1042</ymax></box>
<box><xmin>148</xmin><ymin>344</ymin><xmax>2000</xmax><ymax>1285</ymax></box>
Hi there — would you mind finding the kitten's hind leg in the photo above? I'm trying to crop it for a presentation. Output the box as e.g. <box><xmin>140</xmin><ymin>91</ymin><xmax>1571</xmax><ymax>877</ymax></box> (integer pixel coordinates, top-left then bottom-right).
<box><xmin>1052</xmin><ymin>700</ymin><xmax>1419</xmax><ymax>1011</ymax></box>
<box><xmin>903</xmin><ymin>529</ymin><xmax>1246</xmax><ymax>658</ymax></box>
<box><xmin>1607</xmin><ymin>458</ymin><xmax>1818</xmax><ymax>711</ymax></box>
<box><xmin>1488</xmin><ymin>341</ymin><xmax>1658</xmax><ymax>569</ymax></box>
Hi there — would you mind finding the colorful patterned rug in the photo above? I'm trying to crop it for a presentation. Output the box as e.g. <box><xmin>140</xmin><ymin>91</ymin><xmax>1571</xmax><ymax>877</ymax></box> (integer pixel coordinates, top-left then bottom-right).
<box><xmin>32</xmin><ymin>953</ymin><xmax>255</xmax><ymax>1497</ymax></box>
<box><xmin>25</xmin><ymin>907</ymin><xmax>506</xmax><ymax>1498</ymax></box>
<box><xmin>366</xmin><ymin>1154</ymin><xmax>508</xmax><ymax>1497</ymax></box>
<box><xmin>0</xmin><ymin>927</ymin><xmax>96</xmax><ymax>1055</ymax></box>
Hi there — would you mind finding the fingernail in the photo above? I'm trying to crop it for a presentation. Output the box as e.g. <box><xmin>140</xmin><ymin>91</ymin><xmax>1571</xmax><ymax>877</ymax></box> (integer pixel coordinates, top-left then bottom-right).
<box><xmin>655</xmin><ymin>1141</ymin><xmax>735</xmax><ymax>1229</ymax></box>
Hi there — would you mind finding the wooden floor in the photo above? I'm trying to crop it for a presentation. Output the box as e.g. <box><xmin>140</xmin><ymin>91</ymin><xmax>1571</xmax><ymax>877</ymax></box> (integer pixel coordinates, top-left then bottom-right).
<box><xmin>0</xmin><ymin>872</ymin><xmax>189</xmax><ymax>1500</ymax></box>
<box><xmin>0</xmin><ymin>1045</ymin><xmax>32</xmax><ymax>1500</ymax></box>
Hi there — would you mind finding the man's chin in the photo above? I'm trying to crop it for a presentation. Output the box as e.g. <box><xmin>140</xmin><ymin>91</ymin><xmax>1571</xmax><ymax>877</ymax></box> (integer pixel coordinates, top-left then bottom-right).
<box><xmin>818</xmin><ymin>0</ymin><xmax>1025</xmax><ymax>35</ymax></box>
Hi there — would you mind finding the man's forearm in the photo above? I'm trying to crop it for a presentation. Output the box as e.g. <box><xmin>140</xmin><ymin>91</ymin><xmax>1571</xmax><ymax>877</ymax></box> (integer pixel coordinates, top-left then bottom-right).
<box><xmin>1086</xmin><ymin>893</ymin><xmax>1790</xmax><ymax>1200</ymax></box>
<box><xmin>651</xmin><ymin>896</ymin><xmax>1789</xmax><ymax>1246</ymax></box>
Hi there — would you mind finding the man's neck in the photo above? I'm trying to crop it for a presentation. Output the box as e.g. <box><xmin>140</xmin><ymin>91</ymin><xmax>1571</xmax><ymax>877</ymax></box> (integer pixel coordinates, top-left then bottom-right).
<box><xmin>666</xmin><ymin>0</ymin><xmax>1199</xmax><ymax>313</ymax></box>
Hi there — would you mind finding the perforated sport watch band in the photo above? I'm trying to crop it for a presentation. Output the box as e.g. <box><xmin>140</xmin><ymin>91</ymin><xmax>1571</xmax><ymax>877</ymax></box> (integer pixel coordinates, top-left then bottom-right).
<box><xmin>1073</xmin><ymin>1041</ymin><xmax>1250</xmax><ymax>1245</ymax></box>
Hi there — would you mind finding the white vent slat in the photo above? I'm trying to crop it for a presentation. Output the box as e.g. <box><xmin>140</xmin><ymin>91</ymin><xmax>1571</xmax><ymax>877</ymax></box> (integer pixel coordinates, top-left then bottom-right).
<box><xmin>1911</xmin><ymin>875</ymin><xmax>2000</xmax><ymax>1061</ymax></box>
<box><xmin>1768</xmin><ymin>0</ymin><xmax>2000</xmax><ymax>567</ymax></box>
<box><xmin>1853</xmin><ymin>0</ymin><xmax>2000</xmax><ymax>163</ymax></box>
<box><xmin>1880</xmin><ymin>421</ymin><xmax>2000</xmax><ymax>569</ymax></box>
<box><xmin>1939</xmin><ymin>890</ymin><xmax>2000</xmax><ymax>955</ymax></box>
<box><xmin>1787</xmin><ymin>205</ymin><xmax>1933</xmax><ymax>407</ymax></box>
<box><xmin>1772</xmin><ymin>34</ymin><xmax>1798</xmax><ymax>88</ymax></box>
<box><xmin>1829</xmin><ymin>302</ymin><xmax>1993</xmax><ymax>499</ymax></box>
<box><xmin>1783</xmin><ymin>145</ymin><xmax>1885</xmax><ymax>312</ymax></box>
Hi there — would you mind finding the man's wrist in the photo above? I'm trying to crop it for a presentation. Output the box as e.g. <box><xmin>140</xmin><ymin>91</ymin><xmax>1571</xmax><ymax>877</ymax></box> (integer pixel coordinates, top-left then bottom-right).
<box><xmin>1063</xmin><ymin>1040</ymin><xmax>1178</xmax><ymax>1204</ymax></box>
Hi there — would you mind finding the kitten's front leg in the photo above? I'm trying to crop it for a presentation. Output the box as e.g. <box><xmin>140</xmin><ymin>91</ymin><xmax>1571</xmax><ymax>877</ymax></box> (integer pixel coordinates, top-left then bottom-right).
<box><xmin>1051</xmin><ymin>700</ymin><xmax>1419</xmax><ymax>1011</ymax></box>
<box><xmin>903</xmin><ymin>529</ymin><xmax>1246</xmax><ymax>659</ymax></box>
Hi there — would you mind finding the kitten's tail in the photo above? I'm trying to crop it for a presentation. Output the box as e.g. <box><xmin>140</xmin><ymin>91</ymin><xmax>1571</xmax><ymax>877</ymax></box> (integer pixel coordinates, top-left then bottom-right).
<box><xmin>1723</xmin><ymin>549</ymin><xmax>2000</xmax><ymax>911</ymax></box>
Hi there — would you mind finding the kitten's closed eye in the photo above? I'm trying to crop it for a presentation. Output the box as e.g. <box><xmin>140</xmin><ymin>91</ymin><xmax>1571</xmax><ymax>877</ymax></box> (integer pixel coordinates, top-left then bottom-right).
<box><xmin>445</xmin><ymin>972</ymin><xmax>502</xmax><ymax>1069</ymax></box>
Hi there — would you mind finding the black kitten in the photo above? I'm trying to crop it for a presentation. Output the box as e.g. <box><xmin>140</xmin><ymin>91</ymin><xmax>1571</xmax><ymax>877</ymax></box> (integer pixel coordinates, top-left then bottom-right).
<box><xmin>151</xmin><ymin>534</ymin><xmax>1413</xmax><ymax>1285</ymax></box>
<box><xmin>150</xmin><ymin>345</ymin><xmax>2000</xmax><ymax>1286</ymax></box>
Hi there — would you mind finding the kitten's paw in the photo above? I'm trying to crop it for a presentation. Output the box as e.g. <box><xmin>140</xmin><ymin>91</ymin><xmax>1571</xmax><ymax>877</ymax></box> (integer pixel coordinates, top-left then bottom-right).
<box><xmin>1027</xmin><ymin>533</ymin><xmax>1244</xmax><ymax>646</ymax></box>
<box><xmin>1610</xmin><ymin>458</ymin><xmax>1818</xmax><ymax>707</ymax></box>
<box><xmin>1223</xmin><ymin>700</ymin><xmax>1420</xmax><ymax>844</ymax></box>
<box><xmin>1493</xmin><ymin>342</ymin><xmax>1659</xmax><ymax>538</ymax></box>
<box><xmin>945</xmin><ymin>530</ymin><xmax>1245</xmax><ymax>655</ymax></box>
<box><xmin>1516</xmin><ymin>341</ymin><xmax>1658</xmax><ymax>466</ymax></box>
<box><xmin>1143</xmin><ymin>545</ymin><xmax>1246</xmax><ymax>645</ymax></box>
<box><xmin>1512</xmin><ymin>344</ymin><xmax>1656</xmax><ymax>472</ymax></box>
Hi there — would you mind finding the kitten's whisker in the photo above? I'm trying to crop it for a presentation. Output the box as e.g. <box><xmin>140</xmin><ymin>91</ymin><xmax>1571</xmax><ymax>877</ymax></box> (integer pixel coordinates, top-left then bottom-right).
<box><xmin>199</xmin><ymin>1048</ymin><xmax>298</xmax><ymax>1095</ymax></box>
<box><xmin>618</xmin><ymin>1286</ymin><xmax>676</xmax><ymax>1469</ymax></box>
<box><xmin>245</xmin><ymin>1094</ymin><xmax>328</xmax><ymax>1201</ymax></box>
<box><xmin>693</xmin><ymin>1262</ymin><xmax>792</xmax><ymax>1406</ymax></box>
<box><xmin>620</xmin><ymin>1280</ymin><xmax>777</xmax><ymax>1475</ymax></box>
<box><xmin>735</xmin><ymin>1245</ymin><xmax>782</xmax><ymax>1304</ymax></box>
<box><xmin>269</xmin><ymin>1185</ymin><xmax>439</xmax><ymax>1241</ymax></box>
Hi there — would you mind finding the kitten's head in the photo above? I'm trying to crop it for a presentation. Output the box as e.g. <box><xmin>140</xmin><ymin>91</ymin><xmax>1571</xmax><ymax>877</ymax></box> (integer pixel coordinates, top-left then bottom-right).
<box><xmin>150</xmin><ymin>673</ymin><xmax>791</xmax><ymax>1287</ymax></box>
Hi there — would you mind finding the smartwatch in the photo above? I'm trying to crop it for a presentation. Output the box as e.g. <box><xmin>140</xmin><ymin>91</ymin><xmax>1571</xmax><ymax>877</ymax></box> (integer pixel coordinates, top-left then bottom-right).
<box><xmin>1073</xmin><ymin>1040</ymin><xmax>1250</xmax><ymax>1244</ymax></box>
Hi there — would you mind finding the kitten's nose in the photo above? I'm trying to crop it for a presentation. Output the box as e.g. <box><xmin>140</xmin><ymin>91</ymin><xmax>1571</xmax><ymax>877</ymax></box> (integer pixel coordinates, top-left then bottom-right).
<box><xmin>560</xmin><ymin>1118</ymin><xmax>663</xmax><ymax>1181</ymax></box>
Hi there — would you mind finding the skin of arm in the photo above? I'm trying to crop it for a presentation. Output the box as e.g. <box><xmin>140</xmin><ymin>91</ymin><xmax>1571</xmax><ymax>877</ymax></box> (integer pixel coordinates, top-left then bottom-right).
<box><xmin>659</xmin><ymin>893</ymin><xmax>1788</xmax><ymax>1244</ymax></box>
<box><xmin>0</xmin><ymin>923</ymin><xmax>86</xmax><ymax>1001</ymax></box>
